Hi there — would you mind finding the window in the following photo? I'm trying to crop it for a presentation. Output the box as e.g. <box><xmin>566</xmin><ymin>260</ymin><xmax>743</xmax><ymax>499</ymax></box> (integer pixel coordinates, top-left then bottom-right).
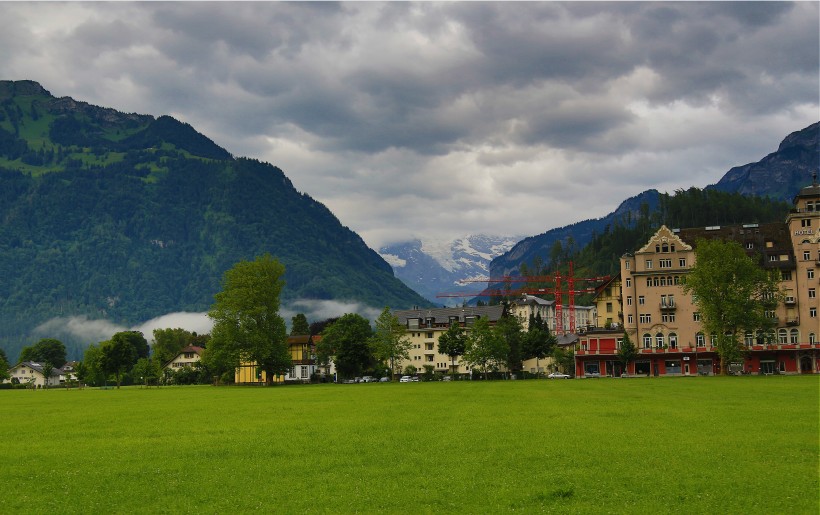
<box><xmin>809</xmin><ymin>269</ymin><xmax>815</xmax><ymax>279</ymax></box>
<box><xmin>769</xmin><ymin>255</ymin><xmax>777</xmax><ymax>262</ymax></box>
<box><xmin>625</xmin><ymin>278</ymin><xmax>631</xmax><ymax>288</ymax></box>
<box><xmin>626</xmin><ymin>296</ymin><xmax>633</xmax><ymax>306</ymax></box>
<box><xmin>810</xmin><ymin>288</ymin><xmax>816</xmax><ymax>299</ymax></box>
<box><xmin>638</xmin><ymin>296</ymin><xmax>645</xmax><ymax>305</ymax></box>
<box><xmin>810</xmin><ymin>333</ymin><xmax>816</xmax><ymax>344</ymax></box>
<box><xmin>805</xmin><ymin>251</ymin><xmax>812</xmax><ymax>261</ymax></box>
<box><xmin>679</xmin><ymin>258</ymin><xmax>686</xmax><ymax>267</ymax></box>
<box><xmin>744</xmin><ymin>333</ymin><xmax>755</xmax><ymax>347</ymax></box>
<box><xmin>810</xmin><ymin>308</ymin><xmax>817</xmax><ymax>318</ymax></box>
<box><xmin>661</xmin><ymin>243</ymin><xmax>668</xmax><ymax>253</ymax></box>
<box><xmin>425</xmin><ymin>343</ymin><xmax>434</xmax><ymax>350</ymax></box>
<box><xmin>627</xmin><ymin>314</ymin><xmax>634</xmax><ymax>324</ymax></box>
<box><xmin>802</xmin><ymin>218</ymin><xmax>812</xmax><ymax>227</ymax></box>
<box><xmin>617</xmin><ymin>338</ymin><xmax>623</xmax><ymax>349</ymax></box>
<box><xmin>425</xmin><ymin>355</ymin><xmax>434</xmax><ymax>362</ymax></box>
<box><xmin>764</xmin><ymin>310</ymin><xmax>776</xmax><ymax>319</ymax></box>
<box><xmin>656</xmin><ymin>333</ymin><xmax>665</xmax><ymax>348</ymax></box>
<box><xmin>301</xmin><ymin>366</ymin><xmax>308</xmax><ymax>378</ymax></box>
<box><xmin>662</xmin><ymin>313</ymin><xmax>676</xmax><ymax>323</ymax></box>
<box><xmin>693</xmin><ymin>312</ymin><xmax>701</xmax><ymax>322</ymax></box>
<box><xmin>606</xmin><ymin>302</ymin><xmax>613</xmax><ymax>313</ymax></box>
<box><xmin>653</xmin><ymin>277</ymin><xmax>660</xmax><ymax>287</ymax></box>
<box><xmin>746</xmin><ymin>242</ymin><xmax>754</xmax><ymax>249</ymax></box>
<box><xmin>790</xmin><ymin>329</ymin><xmax>799</xmax><ymax>344</ymax></box>
<box><xmin>647</xmin><ymin>278</ymin><xmax>652</xmax><ymax>288</ymax></box>
<box><xmin>426</xmin><ymin>332</ymin><xmax>434</xmax><ymax>338</ymax></box>
<box><xmin>778</xmin><ymin>329</ymin><xmax>788</xmax><ymax>344</ymax></box>
<box><xmin>782</xmin><ymin>271</ymin><xmax>792</xmax><ymax>281</ymax></box>
<box><xmin>643</xmin><ymin>334</ymin><xmax>652</xmax><ymax>348</ymax></box>
<box><xmin>659</xmin><ymin>259</ymin><xmax>672</xmax><ymax>268</ymax></box>
<box><xmin>625</xmin><ymin>261</ymin><xmax>630</xmax><ymax>270</ymax></box>
<box><xmin>669</xmin><ymin>333</ymin><xmax>678</xmax><ymax>349</ymax></box>
<box><xmin>639</xmin><ymin>314</ymin><xmax>651</xmax><ymax>324</ymax></box>
<box><xmin>646</xmin><ymin>260</ymin><xmax>653</xmax><ymax>269</ymax></box>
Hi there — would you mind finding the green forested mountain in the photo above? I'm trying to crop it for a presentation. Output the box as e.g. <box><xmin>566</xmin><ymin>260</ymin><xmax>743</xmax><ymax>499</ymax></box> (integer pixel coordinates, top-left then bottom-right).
<box><xmin>0</xmin><ymin>80</ymin><xmax>430</xmax><ymax>361</ymax></box>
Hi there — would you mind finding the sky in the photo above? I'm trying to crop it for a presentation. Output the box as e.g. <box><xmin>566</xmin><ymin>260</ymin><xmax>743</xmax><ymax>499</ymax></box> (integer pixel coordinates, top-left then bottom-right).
<box><xmin>1</xmin><ymin>1</ymin><xmax>818</xmax><ymax>342</ymax></box>
<box><xmin>1</xmin><ymin>2</ymin><xmax>817</xmax><ymax>251</ymax></box>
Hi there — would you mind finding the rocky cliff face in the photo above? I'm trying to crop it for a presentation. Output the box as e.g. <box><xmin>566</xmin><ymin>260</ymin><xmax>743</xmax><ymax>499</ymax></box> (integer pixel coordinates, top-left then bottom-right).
<box><xmin>709</xmin><ymin>122</ymin><xmax>819</xmax><ymax>201</ymax></box>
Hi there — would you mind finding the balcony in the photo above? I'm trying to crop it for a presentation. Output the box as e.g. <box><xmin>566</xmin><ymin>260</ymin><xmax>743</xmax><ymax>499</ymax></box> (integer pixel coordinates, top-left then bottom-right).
<box><xmin>786</xmin><ymin>318</ymin><xmax>799</xmax><ymax>326</ymax></box>
<box><xmin>659</xmin><ymin>301</ymin><xmax>676</xmax><ymax>311</ymax></box>
<box><xmin>784</xmin><ymin>297</ymin><xmax>796</xmax><ymax>306</ymax></box>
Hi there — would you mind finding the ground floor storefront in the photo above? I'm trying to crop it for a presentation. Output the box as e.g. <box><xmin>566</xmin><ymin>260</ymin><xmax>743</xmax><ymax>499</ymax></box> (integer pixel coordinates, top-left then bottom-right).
<box><xmin>574</xmin><ymin>345</ymin><xmax>820</xmax><ymax>377</ymax></box>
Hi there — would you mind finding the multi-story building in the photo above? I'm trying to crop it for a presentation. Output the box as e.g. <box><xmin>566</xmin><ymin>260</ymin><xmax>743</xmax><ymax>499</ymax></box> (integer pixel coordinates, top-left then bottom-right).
<box><xmin>508</xmin><ymin>294</ymin><xmax>597</xmax><ymax>334</ymax></box>
<box><xmin>393</xmin><ymin>305</ymin><xmax>506</xmax><ymax>375</ymax></box>
<box><xmin>575</xmin><ymin>178</ymin><xmax>819</xmax><ymax>377</ymax></box>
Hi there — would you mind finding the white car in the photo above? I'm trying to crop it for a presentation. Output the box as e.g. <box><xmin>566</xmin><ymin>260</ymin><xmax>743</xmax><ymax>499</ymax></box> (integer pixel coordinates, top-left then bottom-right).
<box><xmin>399</xmin><ymin>376</ymin><xmax>411</xmax><ymax>383</ymax></box>
<box><xmin>548</xmin><ymin>371</ymin><xmax>571</xmax><ymax>379</ymax></box>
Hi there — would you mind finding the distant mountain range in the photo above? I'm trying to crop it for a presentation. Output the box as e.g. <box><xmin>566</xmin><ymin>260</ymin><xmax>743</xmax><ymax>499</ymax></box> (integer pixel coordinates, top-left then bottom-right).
<box><xmin>379</xmin><ymin>235</ymin><xmax>522</xmax><ymax>305</ymax></box>
<box><xmin>489</xmin><ymin>121</ymin><xmax>818</xmax><ymax>279</ymax></box>
<box><xmin>380</xmin><ymin>122</ymin><xmax>817</xmax><ymax>302</ymax></box>
<box><xmin>0</xmin><ymin>80</ymin><xmax>431</xmax><ymax>361</ymax></box>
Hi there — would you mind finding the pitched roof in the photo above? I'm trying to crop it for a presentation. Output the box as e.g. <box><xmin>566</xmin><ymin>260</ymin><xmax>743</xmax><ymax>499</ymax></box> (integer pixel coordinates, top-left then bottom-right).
<box><xmin>392</xmin><ymin>305</ymin><xmax>506</xmax><ymax>325</ymax></box>
<box><xmin>10</xmin><ymin>361</ymin><xmax>63</xmax><ymax>377</ymax></box>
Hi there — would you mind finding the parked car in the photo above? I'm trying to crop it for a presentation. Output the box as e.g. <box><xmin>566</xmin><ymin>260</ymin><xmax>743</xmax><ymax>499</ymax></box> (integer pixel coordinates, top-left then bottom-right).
<box><xmin>379</xmin><ymin>377</ymin><xmax>390</xmax><ymax>382</ymax></box>
<box><xmin>399</xmin><ymin>376</ymin><xmax>411</xmax><ymax>383</ymax></box>
<box><xmin>410</xmin><ymin>376</ymin><xmax>420</xmax><ymax>382</ymax></box>
<box><xmin>342</xmin><ymin>379</ymin><xmax>356</xmax><ymax>384</ymax></box>
<box><xmin>442</xmin><ymin>376</ymin><xmax>452</xmax><ymax>381</ymax></box>
<box><xmin>361</xmin><ymin>376</ymin><xmax>375</xmax><ymax>383</ymax></box>
<box><xmin>548</xmin><ymin>371</ymin><xmax>571</xmax><ymax>379</ymax></box>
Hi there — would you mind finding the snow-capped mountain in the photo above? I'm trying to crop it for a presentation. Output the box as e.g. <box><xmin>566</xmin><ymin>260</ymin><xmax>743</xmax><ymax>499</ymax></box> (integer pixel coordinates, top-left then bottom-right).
<box><xmin>379</xmin><ymin>235</ymin><xmax>523</xmax><ymax>306</ymax></box>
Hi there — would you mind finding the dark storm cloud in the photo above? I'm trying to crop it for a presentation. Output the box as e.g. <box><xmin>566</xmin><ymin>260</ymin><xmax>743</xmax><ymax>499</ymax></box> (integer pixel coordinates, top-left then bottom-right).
<box><xmin>0</xmin><ymin>2</ymin><xmax>816</xmax><ymax>248</ymax></box>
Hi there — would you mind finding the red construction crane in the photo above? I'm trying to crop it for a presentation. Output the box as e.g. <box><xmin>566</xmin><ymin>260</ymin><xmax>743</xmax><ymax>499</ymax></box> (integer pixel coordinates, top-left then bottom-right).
<box><xmin>436</xmin><ymin>262</ymin><xmax>609</xmax><ymax>335</ymax></box>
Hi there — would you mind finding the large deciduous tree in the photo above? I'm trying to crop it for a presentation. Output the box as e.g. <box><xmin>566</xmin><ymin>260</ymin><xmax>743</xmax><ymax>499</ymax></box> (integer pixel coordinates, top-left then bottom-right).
<box><xmin>370</xmin><ymin>307</ymin><xmax>411</xmax><ymax>377</ymax></box>
<box><xmin>208</xmin><ymin>254</ymin><xmax>290</xmax><ymax>385</ymax></box>
<box><xmin>19</xmin><ymin>338</ymin><xmax>67</xmax><ymax>368</ymax></box>
<box><xmin>494</xmin><ymin>314</ymin><xmax>524</xmax><ymax>378</ymax></box>
<box><xmin>437</xmin><ymin>322</ymin><xmax>466</xmax><ymax>376</ymax></box>
<box><xmin>319</xmin><ymin>313</ymin><xmax>374</xmax><ymax>380</ymax></box>
<box><xmin>463</xmin><ymin>318</ymin><xmax>508</xmax><ymax>380</ymax></box>
<box><xmin>99</xmin><ymin>336</ymin><xmax>137</xmax><ymax>388</ymax></box>
<box><xmin>682</xmin><ymin>238</ymin><xmax>781</xmax><ymax>375</ymax></box>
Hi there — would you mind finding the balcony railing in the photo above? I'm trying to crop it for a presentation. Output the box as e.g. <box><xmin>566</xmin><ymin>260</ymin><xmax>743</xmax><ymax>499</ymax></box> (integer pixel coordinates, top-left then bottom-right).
<box><xmin>659</xmin><ymin>302</ymin><xmax>676</xmax><ymax>311</ymax></box>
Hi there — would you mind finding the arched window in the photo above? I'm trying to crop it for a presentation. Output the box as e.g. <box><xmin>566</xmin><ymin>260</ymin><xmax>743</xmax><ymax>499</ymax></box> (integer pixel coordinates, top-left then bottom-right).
<box><xmin>696</xmin><ymin>333</ymin><xmax>705</xmax><ymax>347</ymax></box>
<box><xmin>656</xmin><ymin>333</ymin><xmax>665</xmax><ymax>348</ymax></box>
<box><xmin>662</xmin><ymin>243</ymin><xmax>669</xmax><ymax>253</ymax></box>
<box><xmin>674</xmin><ymin>276</ymin><xmax>680</xmax><ymax>285</ymax></box>
<box><xmin>660</xmin><ymin>276</ymin><xmax>667</xmax><ymax>286</ymax></box>
<box><xmin>778</xmin><ymin>329</ymin><xmax>788</xmax><ymax>344</ymax></box>
<box><xmin>643</xmin><ymin>334</ymin><xmax>652</xmax><ymax>349</ymax></box>
<box><xmin>809</xmin><ymin>333</ymin><xmax>816</xmax><ymax>344</ymax></box>
<box><xmin>653</xmin><ymin>277</ymin><xmax>659</xmax><ymax>287</ymax></box>
<box><xmin>655</xmin><ymin>245</ymin><xmax>660</xmax><ymax>253</ymax></box>
<box><xmin>790</xmin><ymin>329</ymin><xmax>799</xmax><ymax>344</ymax></box>
<box><xmin>669</xmin><ymin>333</ymin><xmax>678</xmax><ymax>349</ymax></box>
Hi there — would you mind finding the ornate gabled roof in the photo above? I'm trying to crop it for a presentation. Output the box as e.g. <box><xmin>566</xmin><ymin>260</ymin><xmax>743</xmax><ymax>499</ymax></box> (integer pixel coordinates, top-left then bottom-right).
<box><xmin>636</xmin><ymin>225</ymin><xmax>693</xmax><ymax>254</ymax></box>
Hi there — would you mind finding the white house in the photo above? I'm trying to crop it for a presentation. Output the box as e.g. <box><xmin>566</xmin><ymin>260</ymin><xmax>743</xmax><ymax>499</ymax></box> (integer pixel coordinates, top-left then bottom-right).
<box><xmin>7</xmin><ymin>361</ymin><xmax>63</xmax><ymax>388</ymax></box>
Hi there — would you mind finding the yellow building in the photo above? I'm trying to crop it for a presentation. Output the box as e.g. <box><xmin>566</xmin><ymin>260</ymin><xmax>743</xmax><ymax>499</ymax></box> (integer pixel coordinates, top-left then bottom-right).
<box><xmin>234</xmin><ymin>335</ymin><xmax>318</xmax><ymax>384</ymax></box>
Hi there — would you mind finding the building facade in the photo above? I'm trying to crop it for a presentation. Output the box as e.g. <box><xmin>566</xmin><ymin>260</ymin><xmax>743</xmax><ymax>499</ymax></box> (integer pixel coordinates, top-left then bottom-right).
<box><xmin>393</xmin><ymin>305</ymin><xmax>506</xmax><ymax>375</ymax></box>
<box><xmin>575</xmin><ymin>178</ymin><xmax>820</xmax><ymax>377</ymax></box>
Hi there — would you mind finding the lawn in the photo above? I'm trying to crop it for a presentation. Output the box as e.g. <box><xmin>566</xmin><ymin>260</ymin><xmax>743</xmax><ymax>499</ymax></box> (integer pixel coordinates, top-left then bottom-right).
<box><xmin>2</xmin><ymin>376</ymin><xmax>817</xmax><ymax>513</ymax></box>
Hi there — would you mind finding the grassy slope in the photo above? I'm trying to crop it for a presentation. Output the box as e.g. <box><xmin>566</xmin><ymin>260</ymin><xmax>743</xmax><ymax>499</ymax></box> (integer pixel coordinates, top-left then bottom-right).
<box><xmin>1</xmin><ymin>377</ymin><xmax>817</xmax><ymax>513</ymax></box>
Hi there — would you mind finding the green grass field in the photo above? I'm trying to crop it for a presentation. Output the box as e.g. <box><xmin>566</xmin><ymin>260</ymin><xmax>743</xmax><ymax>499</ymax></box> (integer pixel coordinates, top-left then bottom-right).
<box><xmin>2</xmin><ymin>376</ymin><xmax>817</xmax><ymax>513</ymax></box>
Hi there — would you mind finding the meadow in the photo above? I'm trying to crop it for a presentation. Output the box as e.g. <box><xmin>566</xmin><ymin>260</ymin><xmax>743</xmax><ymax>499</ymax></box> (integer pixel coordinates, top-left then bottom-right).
<box><xmin>2</xmin><ymin>376</ymin><xmax>817</xmax><ymax>514</ymax></box>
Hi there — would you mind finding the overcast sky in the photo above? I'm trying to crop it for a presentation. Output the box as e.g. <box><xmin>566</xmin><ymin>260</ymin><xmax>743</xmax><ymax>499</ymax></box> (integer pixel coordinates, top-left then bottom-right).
<box><xmin>2</xmin><ymin>1</ymin><xmax>818</xmax><ymax>250</ymax></box>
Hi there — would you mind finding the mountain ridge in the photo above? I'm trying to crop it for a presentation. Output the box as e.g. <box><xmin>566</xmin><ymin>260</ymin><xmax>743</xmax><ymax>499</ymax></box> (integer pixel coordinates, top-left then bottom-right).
<box><xmin>0</xmin><ymin>80</ymin><xmax>431</xmax><ymax>361</ymax></box>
